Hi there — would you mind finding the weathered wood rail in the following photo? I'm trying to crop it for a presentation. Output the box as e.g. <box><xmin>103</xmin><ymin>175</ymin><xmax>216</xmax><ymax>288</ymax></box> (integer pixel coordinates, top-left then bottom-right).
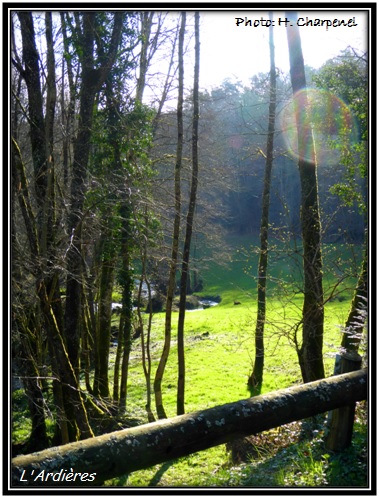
<box><xmin>11</xmin><ymin>369</ymin><xmax>367</xmax><ymax>487</ymax></box>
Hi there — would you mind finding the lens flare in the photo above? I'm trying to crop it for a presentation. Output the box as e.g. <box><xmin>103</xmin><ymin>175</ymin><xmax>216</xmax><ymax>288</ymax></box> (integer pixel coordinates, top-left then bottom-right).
<box><xmin>279</xmin><ymin>89</ymin><xmax>358</xmax><ymax>165</ymax></box>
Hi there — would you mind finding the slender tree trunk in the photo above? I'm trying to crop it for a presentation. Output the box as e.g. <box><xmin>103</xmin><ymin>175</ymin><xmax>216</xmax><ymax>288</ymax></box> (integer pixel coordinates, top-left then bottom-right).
<box><xmin>177</xmin><ymin>11</ymin><xmax>199</xmax><ymax>415</ymax></box>
<box><xmin>16</xmin><ymin>12</ymin><xmax>47</xmax><ymax>214</ymax></box>
<box><xmin>60</xmin><ymin>12</ymin><xmax>76</xmax><ymax>190</ymax></box>
<box><xmin>154</xmin><ymin>12</ymin><xmax>186</xmax><ymax>419</ymax></box>
<box><xmin>286</xmin><ymin>13</ymin><xmax>325</xmax><ymax>383</ymax></box>
<box><xmin>81</xmin><ymin>289</ymin><xmax>94</xmax><ymax>394</ymax></box>
<box><xmin>118</xmin><ymin>202</ymin><xmax>134</xmax><ymax>412</ymax></box>
<box><xmin>143</xmin><ymin>279</ymin><xmax>155</xmax><ymax>422</ymax></box>
<box><xmin>11</xmin><ymin>66</ymin><xmax>49</xmax><ymax>451</ymax></box>
<box><xmin>93</xmin><ymin>238</ymin><xmax>115</xmax><ymax>398</ymax></box>
<box><xmin>113</xmin><ymin>314</ymin><xmax>124</xmax><ymax>404</ymax></box>
<box><xmin>15</xmin><ymin>12</ymin><xmax>93</xmax><ymax>443</ymax></box>
<box><xmin>136</xmin><ymin>11</ymin><xmax>154</xmax><ymax>102</ymax></box>
<box><xmin>137</xmin><ymin>274</ymin><xmax>156</xmax><ymax>422</ymax></box>
<box><xmin>136</xmin><ymin>209</ymin><xmax>156</xmax><ymax>422</ymax></box>
<box><xmin>248</xmin><ymin>13</ymin><xmax>276</xmax><ymax>395</ymax></box>
<box><xmin>101</xmin><ymin>75</ymin><xmax>135</xmax><ymax>413</ymax></box>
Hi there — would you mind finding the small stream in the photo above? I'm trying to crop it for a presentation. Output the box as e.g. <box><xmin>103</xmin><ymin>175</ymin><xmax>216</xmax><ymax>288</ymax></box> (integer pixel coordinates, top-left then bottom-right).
<box><xmin>188</xmin><ymin>299</ymin><xmax>219</xmax><ymax>311</ymax></box>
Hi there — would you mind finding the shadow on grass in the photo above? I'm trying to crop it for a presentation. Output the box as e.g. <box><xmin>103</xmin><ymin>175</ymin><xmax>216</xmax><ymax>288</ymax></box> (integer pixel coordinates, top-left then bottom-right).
<box><xmin>247</xmin><ymin>378</ymin><xmax>262</xmax><ymax>397</ymax></box>
<box><xmin>226</xmin><ymin>419</ymin><xmax>367</xmax><ymax>488</ymax></box>
<box><xmin>148</xmin><ymin>460</ymin><xmax>176</xmax><ymax>486</ymax></box>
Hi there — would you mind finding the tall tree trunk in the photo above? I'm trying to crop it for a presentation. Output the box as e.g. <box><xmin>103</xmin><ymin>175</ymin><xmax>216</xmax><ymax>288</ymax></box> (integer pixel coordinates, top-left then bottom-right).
<box><xmin>118</xmin><ymin>200</ymin><xmax>134</xmax><ymax>412</ymax></box>
<box><xmin>64</xmin><ymin>12</ymin><xmax>123</xmax><ymax>375</ymax></box>
<box><xmin>136</xmin><ymin>207</ymin><xmax>156</xmax><ymax>422</ymax></box>
<box><xmin>12</xmin><ymin>138</ymin><xmax>50</xmax><ymax>447</ymax></box>
<box><xmin>99</xmin><ymin>70</ymin><xmax>135</xmax><ymax>413</ymax></box>
<box><xmin>59</xmin><ymin>12</ymin><xmax>76</xmax><ymax>190</ymax></box>
<box><xmin>154</xmin><ymin>12</ymin><xmax>186</xmax><ymax>419</ymax></box>
<box><xmin>136</xmin><ymin>11</ymin><xmax>154</xmax><ymax>102</ymax></box>
<box><xmin>286</xmin><ymin>13</ymin><xmax>325</xmax><ymax>383</ymax></box>
<box><xmin>15</xmin><ymin>12</ymin><xmax>93</xmax><ymax>443</ymax></box>
<box><xmin>177</xmin><ymin>11</ymin><xmax>199</xmax><ymax>415</ymax></box>
<box><xmin>142</xmin><ymin>278</ymin><xmax>155</xmax><ymax>422</ymax></box>
<box><xmin>248</xmin><ymin>12</ymin><xmax>276</xmax><ymax>395</ymax></box>
<box><xmin>113</xmin><ymin>315</ymin><xmax>123</xmax><ymax>404</ymax></box>
<box><xmin>64</xmin><ymin>13</ymin><xmax>98</xmax><ymax>375</ymax></box>
<box><xmin>137</xmin><ymin>266</ymin><xmax>156</xmax><ymax>422</ymax></box>
<box><xmin>12</xmin><ymin>139</ymin><xmax>88</xmax><ymax>444</ymax></box>
<box><xmin>16</xmin><ymin>12</ymin><xmax>47</xmax><ymax>214</ymax></box>
<box><xmin>93</xmin><ymin>235</ymin><xmax>116</xmax><ymax>398</ymax></box>
<box><xmin>11</xmin><ymin>66</ymin><xmax>48</xmax><ymax>451</ymax></box>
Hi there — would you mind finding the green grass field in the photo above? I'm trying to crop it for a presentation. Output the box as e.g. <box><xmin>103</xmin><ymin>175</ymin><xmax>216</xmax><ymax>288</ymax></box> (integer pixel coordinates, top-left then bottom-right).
<box><xmin>103</xmin><ymin>236</ymin><xmax>367</xmax><ymax>487</ymax></box>
<box><xmin>12</xmin><ymin>236</ymin><xmax>367</xmax><ymax>488</ymax></box>
<box><xmin>121</xmin><ymin>236</ymin><xmax>362</xmax><ymax>417</ymax></box>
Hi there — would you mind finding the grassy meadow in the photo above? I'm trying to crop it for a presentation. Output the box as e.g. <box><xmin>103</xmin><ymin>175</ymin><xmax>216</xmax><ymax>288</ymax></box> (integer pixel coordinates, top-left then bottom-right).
<box><xmin>121</xmin><ymin>235</ymin><xmax>362</xmax><ymax>417</ymax></box>
<box><xmin>106</xmin><ymin>235</ymin><xmax>367</xmax><ymax>487</ymax></box>
<box><xmin>12</xmin><ymin>235</ymin><xmax>368</xmax><ymax>488</ymax></box>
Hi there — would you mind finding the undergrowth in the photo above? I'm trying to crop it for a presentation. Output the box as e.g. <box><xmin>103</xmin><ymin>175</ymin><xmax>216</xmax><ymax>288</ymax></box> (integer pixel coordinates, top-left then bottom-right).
<box><xmin>109</xmin><ymin>403</ymin><xmax>367</xmax><ymax>488</ymax></box>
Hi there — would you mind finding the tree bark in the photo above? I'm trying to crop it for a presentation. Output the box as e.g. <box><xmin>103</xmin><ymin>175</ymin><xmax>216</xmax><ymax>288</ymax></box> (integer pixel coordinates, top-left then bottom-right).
<box><xmin>136</xmin><ymin>209</ymin><xmax>156</xmax><ymax>422</ymax></box>
<box><xmin>286</xmin><ymin>12</ymin><xmax>325</xmax><ymax>383</ymax></box>
<box><xmin>11</xmin><ymin>66</ymin><xmax>49</xmax><ymax>451</ymax></box>
<box><xmin>12</xmin><ymin>369</ymin><xmax>367</xmax><ymax>487</ymax></box>
<box><xmin>154</xmin><ymin>12</ymin><xmax>186</xmax><ymax>419</ymax></box>
<box><xmin>14</xmin><ymin>12</ymin><xmax>93</xmax><ymax>443</ymax></box>
<box><xmin>118</xmin><ymin>200</ymin><xmax>134</xmax><ymax>412</ymax></box>
<box><xmin>326</xmin><ymin>351</ymin><xmax>362</xmax><ymax>451</ymax></box>
<box><xmin>248</xmin><ymin>12</ymin><xmax>276</xmax><ymax>394</ymax></box>
<box><xmin>59</xmin><ymin>12</ymin><xmax>76</xmax><ymax>189</ymax></box>
<box><xmin>64</xmin><ymin>12</ymin><xmax>123</xmax><ymax>374</ymax></box>
<box><xmin>136</xmin><ymin>12</ymin><xmax>154</xmax><ymax>102</ymax></box>
<box><xmin>93</xmin><ymin>239</ymin><xmax>116</xmax><ymax>398</ymax></box>
<box><xmin>177</xmin><ymin>11</ymin><xmax>199</xmax><ymax>415</ymax></box>
<box><xmin>16</xmin><ymin>12</ymin><xmax>47</xmax><ymax>213</ymax></box>
<box><xmin>333</xmin><ymin>237</ymin><xmax>367</xmax><ymax>376</ymax></box>
<box><xmin>341</xmin><ymin>239</ymin><xmax>368</xmax><ymax>353</ymax></box>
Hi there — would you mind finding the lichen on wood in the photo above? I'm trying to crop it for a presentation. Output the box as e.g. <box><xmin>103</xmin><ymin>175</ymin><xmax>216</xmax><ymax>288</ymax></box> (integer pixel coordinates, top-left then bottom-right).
<box><xmin>11</xmin><ymin>369</ymin><xmax>367</xmax><ymax>487</ymax></box>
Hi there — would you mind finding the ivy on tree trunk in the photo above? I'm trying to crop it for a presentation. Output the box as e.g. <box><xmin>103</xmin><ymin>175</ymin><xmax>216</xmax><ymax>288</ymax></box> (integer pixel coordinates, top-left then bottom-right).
<box><xmin>286</xmin><ymin>12</ymin><xmax>325</xmax><ymax>383</ymax></box>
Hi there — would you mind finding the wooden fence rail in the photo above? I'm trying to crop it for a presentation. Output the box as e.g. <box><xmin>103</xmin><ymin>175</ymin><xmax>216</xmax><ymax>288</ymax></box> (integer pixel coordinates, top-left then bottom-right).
<box><xmin>11</xmin><ymin>369</ymin><xmax>367</xmax><ymax>487</ymax></box>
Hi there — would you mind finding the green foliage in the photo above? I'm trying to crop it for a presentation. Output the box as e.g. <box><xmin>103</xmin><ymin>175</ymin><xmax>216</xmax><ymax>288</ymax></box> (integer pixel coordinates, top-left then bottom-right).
<box><xmin>313</xmin><ymin>48</ymin><xmax>367</xmax><ymax>140</ymax></box>
<box><xmin>313</xmin><ymin>48</ymin><xmax>367</xmax><ymax>213</ymax></box>
<box><xmin>12</xmin><ymin>390</ymin><xmax>32</xmax><ymax>446</ymax></box>
<box><xmin>90</xmin><ymin>99</ymin><xmax>154</xmax><ymax>178</ymax></box>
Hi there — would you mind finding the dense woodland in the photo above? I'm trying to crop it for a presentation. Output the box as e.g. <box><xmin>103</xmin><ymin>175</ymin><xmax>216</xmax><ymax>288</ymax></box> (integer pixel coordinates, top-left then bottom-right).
<box><xmin>10</xmin><ymin>10</ymin><xmax>368</xmax><ymax>480</ymax></box>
